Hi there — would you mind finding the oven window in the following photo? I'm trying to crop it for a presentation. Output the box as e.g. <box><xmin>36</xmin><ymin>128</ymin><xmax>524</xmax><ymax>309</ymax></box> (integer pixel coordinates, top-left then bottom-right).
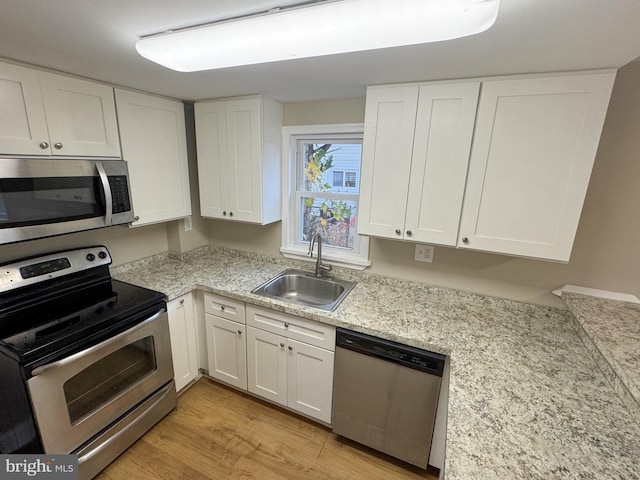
<box><xmin>0</xmin><ymin>176</ymin><xmax>105</xmax><ymax>229</ymax></box>
<box><xmin>63</xmin><ymin>337</ymin><xmax>157</xmax><ymax>424</ymax></box>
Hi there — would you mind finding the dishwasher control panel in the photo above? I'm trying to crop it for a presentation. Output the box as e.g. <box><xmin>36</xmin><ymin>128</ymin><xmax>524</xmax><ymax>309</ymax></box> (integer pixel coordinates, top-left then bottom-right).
<box><xmin>336</xmin><ymin>328</ymin><xmax>445</xmax><ymax>376</ymax></box>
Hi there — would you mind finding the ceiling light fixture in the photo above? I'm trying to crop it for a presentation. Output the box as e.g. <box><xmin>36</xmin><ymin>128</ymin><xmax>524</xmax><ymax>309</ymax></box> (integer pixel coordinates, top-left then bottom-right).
<box><xmin>136</xmin><ymin>0</ymin><xmax>501</xmax><ymax>72</ymax></box>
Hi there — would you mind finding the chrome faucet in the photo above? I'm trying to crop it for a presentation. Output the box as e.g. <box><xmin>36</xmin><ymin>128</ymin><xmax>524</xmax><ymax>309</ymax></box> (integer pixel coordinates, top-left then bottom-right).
<box><xmin>308</xmin><ymin>233</ymin><xmax>333</xmax><ymax>278</ymax></box>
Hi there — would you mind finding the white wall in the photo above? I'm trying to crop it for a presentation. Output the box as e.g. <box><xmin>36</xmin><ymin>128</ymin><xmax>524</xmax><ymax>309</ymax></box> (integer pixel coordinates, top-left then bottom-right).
<box><xmin>0</xmin><ymin>222</ymin><xmax>169</xmax><ymax>266</ymax></box>
<box><xmin>208</xmin><ymin>64</ymin><xmax>640</xmax><ymax>308</ymax></box>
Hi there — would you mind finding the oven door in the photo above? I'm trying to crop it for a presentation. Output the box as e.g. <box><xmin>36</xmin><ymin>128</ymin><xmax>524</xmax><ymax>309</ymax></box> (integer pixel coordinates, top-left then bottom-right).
<box><xmin>0</xmin><ymin>158</ymin><xmax>134</xmax><ymax>244</ymax></box>
<box><xmin>26</xmin><ymin>307</ymin><xmax>174</xmax><ymax>454</ymax></box>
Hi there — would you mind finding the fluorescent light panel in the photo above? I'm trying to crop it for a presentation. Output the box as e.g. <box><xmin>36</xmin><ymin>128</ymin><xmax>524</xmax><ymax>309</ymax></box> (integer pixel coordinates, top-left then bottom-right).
<box><xmin>136</xmin><ymin>0</ymin><xmax>501</xmax><ymax>72</ymax></box>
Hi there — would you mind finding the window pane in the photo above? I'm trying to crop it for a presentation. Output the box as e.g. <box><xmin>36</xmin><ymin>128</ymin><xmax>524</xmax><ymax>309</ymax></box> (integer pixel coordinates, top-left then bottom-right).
<box><xmin>345</xmin><ymin>171</ymin><xmax>357</xmax><ymax>188</ymax></box>
<box><xmin>300</xmin><ymin>196</ymin><xmax>357</xmax><ymax>249</ymax></box>
<box><xmin>332</xmin><ymin>170</ymin><xmax>344</xmax><ymax>187</ymax></box>
<box><xmin>302</xmin><ymin>143</ymin><xmax>362</xmax><ymax>194</ymax></box>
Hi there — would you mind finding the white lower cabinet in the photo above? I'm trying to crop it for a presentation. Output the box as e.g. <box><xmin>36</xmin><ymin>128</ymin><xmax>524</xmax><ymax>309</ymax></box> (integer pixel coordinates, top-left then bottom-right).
<box><xmin>204</xmin><ymin>293</ymin><xmax>247</xmax><ymax>389</ymax></box>
<box><xmin>202</xmin><ymin>296</ymin><xmax>335</xmax><ymax>424</ymax></box>
<box><xmin>205</xmin><ymin>315</ymin><xmax>247</xmax><ymax>389</ymax></box>
<box><xmin>246</xmin><ymin>306</ymin><xmax>335</xmax><ymax>424</ymax></box>
<box><xmin>167</xmin><ymin>293</ymin><xmax>199</xmax><ymax>392</ymax></box>
<box><xmin>286</xmin><ymin>338</ymin><xmax>335</xmax><ymax>423</ymax></box>
<box><xmin>246</xmin><ymin>326</ymin><xmax>286</xmax><ymax>405</ymax></box>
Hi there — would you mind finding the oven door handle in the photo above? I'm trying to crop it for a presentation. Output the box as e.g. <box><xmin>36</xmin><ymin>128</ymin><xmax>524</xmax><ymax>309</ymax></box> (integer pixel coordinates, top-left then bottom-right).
<box><xmin>31</xmin><ymin>308</ymin><xmax>165</xmax><ymax>377</ymax></box>
<box><xmin>96</xmin><ymin>161</ymin><xmax>113</xmax><ymax>226</ymax></box>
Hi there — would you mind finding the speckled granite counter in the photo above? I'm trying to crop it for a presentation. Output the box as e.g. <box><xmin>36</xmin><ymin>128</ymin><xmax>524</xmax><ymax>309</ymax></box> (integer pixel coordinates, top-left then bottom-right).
<box><xmin>563</xmin><ymin>292</ymin><xmax>640</xmax><ymax>422</ymax></box>
<box><xmin>112</xmin><ymin>246</ymin><xmax>640</xmax><ymax>480</ymax></box>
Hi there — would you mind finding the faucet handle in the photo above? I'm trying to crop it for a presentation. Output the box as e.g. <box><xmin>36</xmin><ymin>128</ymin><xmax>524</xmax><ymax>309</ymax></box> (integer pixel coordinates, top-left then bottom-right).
<box><xmin>319</xmin><ymin>263</ymin><xmax>333</xmax><ymax>277</ymax></box>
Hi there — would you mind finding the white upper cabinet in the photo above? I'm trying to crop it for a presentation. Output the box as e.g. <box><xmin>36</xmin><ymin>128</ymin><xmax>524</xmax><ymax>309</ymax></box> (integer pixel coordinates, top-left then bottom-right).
<box><xmin>407</xmin><ymin>83</ymin><xmax>480</xmax><ymax>245</ymax></box>
<box><xmin>358</xmin><ymin>71</ymin><xmax>615</xmax><ymax>262</ymax></box>
<box><xmin>358</xmin><ymin>85</ymin><xmax>419</xmax><ymax>239</ymax></box>
<box><xmin>115</xmin><ymin>89</ymin><xmax>191</xmax><ymax>226</ymax></box>
<box><xmin>0</xmin><ymin>62</ymin><xmax>49</xmax><ymax>155</ymax></box>
<box><xmin>458</xmin><ymin>72</ymin><xmax>615</xmax><ymax>261</ymax></box>
<box><xmin>39</xmin><ymin>72</ymin><xmax>121</xmax><ymax>157</ymax></box>
<box><xmin>0</xmin><ymin>61</ymin><xmax>121</xmax><ymax>157</ymax></box>
<box><xmin>195</xmin><ymin>95</ymin><xmax>282</xmax><ymax>224</ymax></box>
<box><xmin>358</xmin><ymin>82</ymin><xmax>479</xmax><ymax>245</ymax></box>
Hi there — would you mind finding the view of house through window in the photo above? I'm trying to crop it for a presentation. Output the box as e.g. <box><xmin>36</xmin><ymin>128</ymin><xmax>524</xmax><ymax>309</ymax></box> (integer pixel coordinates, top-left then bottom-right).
<box><xmin>296</xmin><ymin>139</ymin><xmax>362</xmax><ymax>251</ymax></box>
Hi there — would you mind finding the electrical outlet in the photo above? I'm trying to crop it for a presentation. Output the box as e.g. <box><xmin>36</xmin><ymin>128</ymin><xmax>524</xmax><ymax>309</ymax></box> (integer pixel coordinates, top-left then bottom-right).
<box><xmin>183</xmin><ymin>216</ymin><xmax>192</xmax><ymax>232</ymax></box>
<box><xmin>414</xmin><ymin>244</ymin><xmax>434</xmax><ymax>263</ymax></box>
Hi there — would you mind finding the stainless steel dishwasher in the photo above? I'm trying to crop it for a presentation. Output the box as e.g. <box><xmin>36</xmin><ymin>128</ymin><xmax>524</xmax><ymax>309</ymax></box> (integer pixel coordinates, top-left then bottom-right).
<box><xmin>332</xmin><ymin>328</ymin><xmax>446</xmax><ymax>469</ymax></box>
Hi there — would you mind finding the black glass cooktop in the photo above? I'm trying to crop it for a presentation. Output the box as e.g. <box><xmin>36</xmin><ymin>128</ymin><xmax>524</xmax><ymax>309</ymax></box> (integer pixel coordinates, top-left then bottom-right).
<box><xmin>0</xmin><ymin>279</ymin><xmax>165</xmax><ymax>364</ymax></box>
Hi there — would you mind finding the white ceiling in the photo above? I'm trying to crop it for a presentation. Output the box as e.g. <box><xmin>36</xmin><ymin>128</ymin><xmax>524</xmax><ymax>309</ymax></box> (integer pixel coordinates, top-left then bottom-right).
<box><xmin>1</xmin><ymin>0</ymin><xmax>640</xmax><ymax>102</ymax></box>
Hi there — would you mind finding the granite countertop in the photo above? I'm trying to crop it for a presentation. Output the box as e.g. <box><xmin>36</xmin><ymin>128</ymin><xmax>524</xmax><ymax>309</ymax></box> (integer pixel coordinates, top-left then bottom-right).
<box><xmin>562</xmin><ymin>292</ymin><xmax>640</xmax><ymax>421</ymax></box>
<box><xmin>112</xmin><ymin>246</ymin><xmax>640</xmax><ymax>480</ymax></box>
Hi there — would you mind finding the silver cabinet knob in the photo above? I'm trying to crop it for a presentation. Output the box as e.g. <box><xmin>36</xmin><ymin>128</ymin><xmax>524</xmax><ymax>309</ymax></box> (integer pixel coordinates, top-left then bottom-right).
<box><xmin>179</xmin><ymin>299</ymin><xmax>184</xmax><ymax>305</ymax></box>
<box><xmin>284</xmin><ymin>322</ymin><xmax>289</xmax><ymax>328</ymax></box>
<box><xmin>462</xmin><ymin>237</ymin><xmax>469</xmax><ymax>244</ymax></box>
<box><xmin>229</xmin><ymin>211</ymin><xmax>233</xmax><ymax>217</ymax></box>
<box><xmin>288</xmin><ymin>346</ymin><xmax>293</xmax><ymax>351</ymax></box>
<box><xmin>395</xmin><ymin>229</ymin><xmax>402</xmax><ymax>235</ymax></box>
<box><xmin>221</xmin><ymin>305</ymin><xmax>225</xmax><ymax>311</ymax></box>
<box><xmin>223</xmin><ymin>211</ymin><xmax>227</xmax><ymax>216</ymax></box>
<box><xmin>280</xmin><ymin>342</ymin><xmax>285</xmax><ymax>348</ymax></box>
<box><xmin>133</xmin><ymin>216</ymin><xmax>140</xmax><ymax>222</ymax></box>
<box><xmin>39</xmin><ymin>141</ymin><xmax>49</xmax><ymax>149</ymax></box>
<box><xmin>54</xmin><ymin>142</ymin><xmax>63</xmax><ymax>150</ymax></box>
<box><xmin>406</xmin><ymin>230</ymin><xmax>412</xmax><ymax>236</ymax></box>
<box><xmin>237</xmin><ymin>330</ymin><xmax>242</xmax><ymax>335</ymax></box>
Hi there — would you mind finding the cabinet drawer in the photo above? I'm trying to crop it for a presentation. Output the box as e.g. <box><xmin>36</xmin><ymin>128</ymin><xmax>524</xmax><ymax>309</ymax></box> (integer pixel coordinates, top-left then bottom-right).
<box><xmin>246</xmin><ymin>305</ymin><xmax>335</xmax><ymax>351</ymax></box>
<box><xmin>204</xmin><ymin>293</ymin><xmax>246</xmax><ymax>323</ymax></box>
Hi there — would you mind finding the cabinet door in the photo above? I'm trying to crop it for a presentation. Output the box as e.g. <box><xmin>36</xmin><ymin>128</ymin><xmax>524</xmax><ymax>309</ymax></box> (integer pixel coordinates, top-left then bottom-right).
<box><xmin>405</xmin><ymin>82</ymin><xmax>479</xmax><ymax>245</ymax></box>
<box><xmin>168</xmin><ymin>293</ymin><xmax>199</xmax><ymax>392</ymax></box>
<box><xmin>195</xmin><ymin>100</ymin><xmax>228</xmax><ymax>218</ymax></box>
<box><xmin>459</xmin><ymin>72</ymin><xmax>615</xmax><ymax>261</ymax></box>
<box><xmin>225</xmin><ymin>98</ymin><xmax>263</xmax><ymax>223</ymax></box>
<box><xmin>39</xmin><ymin>72</ymin><xmax>121</xmax><ymax>157</ymax></box>
<box><xmin>286</xmin><ymin>339</ymin><xmax>334</xmax><ymax>424</ymax></box>
<box><xmin>205</xmin><ymin>314</ymin><xmax>247</xmax><ymax>390</ymax></box>
<box><xmin>115</xmin><ymin>89</ymin><xmax>191</xmax><ymax>226</ymax></box>
<box><xmin>357</xmin><ymin>85</ymin><xmax>419</xmax><ymax>239</ymax></box>
<box><xmin>0</xmin><ymin>62</ymin><xmax>50</xmax><ymax>155</ymax></box>
<box><xmin>246</xmin><ymin>326</ymin><xmax>286</xmax><ymax>406</ymax></box>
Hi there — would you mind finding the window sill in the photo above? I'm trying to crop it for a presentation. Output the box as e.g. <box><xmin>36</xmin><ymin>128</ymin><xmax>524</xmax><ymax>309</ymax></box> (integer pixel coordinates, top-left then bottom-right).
<box><xmin>280</xmin><ymin>247</ymin><xmax>371</xmax><ymax>271</ymax></box>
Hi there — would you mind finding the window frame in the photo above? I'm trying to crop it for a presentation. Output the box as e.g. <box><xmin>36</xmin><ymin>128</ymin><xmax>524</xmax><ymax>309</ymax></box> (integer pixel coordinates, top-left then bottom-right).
<box><xmin>281</xmin><ymin>124</ymin><xmax>370</xmax><ymax>269</ymax></box>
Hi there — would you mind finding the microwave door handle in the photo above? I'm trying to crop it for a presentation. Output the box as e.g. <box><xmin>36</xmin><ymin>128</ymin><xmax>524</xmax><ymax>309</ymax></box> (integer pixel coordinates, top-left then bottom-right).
<box><xmin>96</xmin><ymin>162</ymin><xmax>113</xmax><ymax>226</ymax></box>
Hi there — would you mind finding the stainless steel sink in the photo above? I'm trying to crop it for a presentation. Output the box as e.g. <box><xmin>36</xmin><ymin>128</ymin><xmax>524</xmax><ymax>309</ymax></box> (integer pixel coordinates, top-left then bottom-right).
<box><xmin>251</xmin><ymin>269</ymin><xmax>356</xmax><ymax>312</ymax></box>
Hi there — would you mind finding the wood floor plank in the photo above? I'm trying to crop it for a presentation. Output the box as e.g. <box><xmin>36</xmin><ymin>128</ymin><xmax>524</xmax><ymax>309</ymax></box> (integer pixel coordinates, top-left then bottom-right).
<box><xmin>95</xmin><ymin>378</ymin><xmax>439</xmax><ymax>480</ymax></box>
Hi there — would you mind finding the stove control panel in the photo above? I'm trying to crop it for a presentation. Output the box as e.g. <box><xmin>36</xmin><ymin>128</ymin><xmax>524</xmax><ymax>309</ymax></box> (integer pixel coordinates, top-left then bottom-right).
<box><xmin>0</xmin><ymin>246</ymin><xmax>111</xmax><ymax>294</ymax></box>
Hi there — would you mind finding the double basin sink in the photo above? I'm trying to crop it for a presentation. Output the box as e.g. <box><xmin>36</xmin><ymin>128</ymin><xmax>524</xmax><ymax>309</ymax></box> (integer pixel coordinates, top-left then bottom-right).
<box><xmin>251</xmin><ymin>269</ymin><xmax>357</xmax><ymax>312</ymax></box>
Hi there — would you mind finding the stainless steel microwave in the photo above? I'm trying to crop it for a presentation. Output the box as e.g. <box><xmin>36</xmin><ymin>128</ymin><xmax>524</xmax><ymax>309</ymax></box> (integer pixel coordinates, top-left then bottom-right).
<box><xmin>0</xmin><ymin>158</ymin><xmax>135</xmax><ymax>244</ymax></box>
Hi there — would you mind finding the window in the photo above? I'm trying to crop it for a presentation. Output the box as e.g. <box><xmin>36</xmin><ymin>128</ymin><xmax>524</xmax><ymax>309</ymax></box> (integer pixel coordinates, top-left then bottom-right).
<box><xmin>281</xmin><ymin>124</ymin><xmax>370</xmax><ymax>269</ymax></box>
<box><xmin>332</xmin><ymin>170</ymin><xmax>344</xmax><ymax>188</ymax></box>
<box><xmin>332</xmin><ymin>170</ymin><xmax>357</xmax><ymax>189</ymax></box>
<box><xmin>345</xmin><ymin>171</ymin><xmax>357</xmax><ymax>188</ymax></box>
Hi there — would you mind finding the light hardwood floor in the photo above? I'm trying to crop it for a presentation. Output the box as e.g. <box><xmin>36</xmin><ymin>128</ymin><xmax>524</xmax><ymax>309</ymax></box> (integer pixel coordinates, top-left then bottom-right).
<box><xmin>96</xmin><ymin>378</ymin><xmax>440</xmax><ymax>480</ymax></box>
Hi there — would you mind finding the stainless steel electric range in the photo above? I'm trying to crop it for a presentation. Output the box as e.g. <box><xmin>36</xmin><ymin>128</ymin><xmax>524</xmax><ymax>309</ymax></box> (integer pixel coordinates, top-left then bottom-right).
<box><xmin>0</xmin><ymin>246</ymin><xmax>177</xmax><ymax>479</ymax></box>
